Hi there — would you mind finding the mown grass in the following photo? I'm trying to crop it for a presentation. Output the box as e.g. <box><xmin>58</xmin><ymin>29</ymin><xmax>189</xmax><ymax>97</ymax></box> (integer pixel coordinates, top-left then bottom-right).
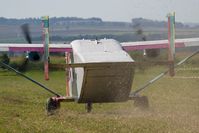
<box><xmin>1</xmin><ymin>54</ymin><xmax>199</xmax><ymax>133</ymax></box>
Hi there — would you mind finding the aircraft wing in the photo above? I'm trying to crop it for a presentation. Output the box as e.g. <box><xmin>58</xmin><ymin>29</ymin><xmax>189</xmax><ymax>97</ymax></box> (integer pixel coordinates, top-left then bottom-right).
<box><xmin>1</xmin><ymin>37</ymin><xmax>199</xmax><ymax>52</ymax></box>
<box><xmin>0</xmin><ymin>43</ymin><xmax>72</xmax><ymax>52</ymax></box>
<box><xmin>121</xmin><ymin>38</ymin><xmax>199</xmax><ymax>51</ymax></box>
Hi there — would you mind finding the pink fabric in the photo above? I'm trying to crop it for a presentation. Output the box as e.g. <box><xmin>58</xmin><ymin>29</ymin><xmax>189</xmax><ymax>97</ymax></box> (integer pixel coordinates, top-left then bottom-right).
<box><xmin>8</xmin><ymin>42</ymin><xmax>185</xmax><ymax>52</ymax></box>
<box><xmin>9</xmin><ymin>47</ymin><xmax>72</xmax><ymax>52</ymax></box>
<box><xmin>123</xmin><ymin>42</ymin><xmax>185</xmax><ymax>51</ymax></box>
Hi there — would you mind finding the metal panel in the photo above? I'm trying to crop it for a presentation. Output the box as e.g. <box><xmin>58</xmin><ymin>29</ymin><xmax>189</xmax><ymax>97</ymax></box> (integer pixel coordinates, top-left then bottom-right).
<box><xmin>78</xmin><ymin>62</ymin><xmax>134</xmax><ymax>103</ymax></box>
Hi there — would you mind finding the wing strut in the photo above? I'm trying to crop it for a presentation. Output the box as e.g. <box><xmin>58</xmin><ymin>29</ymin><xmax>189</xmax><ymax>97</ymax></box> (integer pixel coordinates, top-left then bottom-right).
<box><xmin>42</xmin><ymin>16</ymin><xmax>50</xmax><ymax>80</ymax></box>
<box><xmin>167</xmin><ymin>12</ymin><xmax>176</xmax><ymax>76</ymax></box>
<box><xmin>130</xmin><ymin>49</ymin><xmax>199</xmax><ymax>97</ymax></box>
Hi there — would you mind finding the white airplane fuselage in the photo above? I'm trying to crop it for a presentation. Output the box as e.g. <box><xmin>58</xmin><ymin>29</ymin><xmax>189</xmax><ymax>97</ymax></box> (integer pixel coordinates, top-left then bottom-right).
<box><xmin>68</xmin><ymin>39</ymin><xmax>135</xmax><ymax>103</ymax></box>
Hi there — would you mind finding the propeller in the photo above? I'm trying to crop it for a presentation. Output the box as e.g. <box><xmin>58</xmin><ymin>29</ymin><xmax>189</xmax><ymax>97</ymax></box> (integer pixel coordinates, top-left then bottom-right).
<box><xmin>21</xmin><ymin>23</ymin><xmax>40</xmax><ymax>61</ymax></box>
<box><xmin>21</xmin><ymin>23</ymin><xmax>32</xmax><ymax>44</ymax></box>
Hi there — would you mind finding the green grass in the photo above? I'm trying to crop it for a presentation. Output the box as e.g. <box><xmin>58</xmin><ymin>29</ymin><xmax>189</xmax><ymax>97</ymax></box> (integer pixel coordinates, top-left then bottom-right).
<box><xmin>1</xmin><ymin>56</ymin><xmax>199</xmax><ymax>132</ymax></box>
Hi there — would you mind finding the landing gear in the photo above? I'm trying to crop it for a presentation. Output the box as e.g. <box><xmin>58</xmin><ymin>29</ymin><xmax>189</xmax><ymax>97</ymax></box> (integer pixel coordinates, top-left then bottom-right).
<box><xmin>85</xmin><ymin>102</ymin><xmax>92</xmax><ymax>113</ymax></box>
<box><xmin>46</xmin><ymin>98</ymin><xmax>60</xmax><ymax>115</ymax></box>
<box><xmin>133</xmin><ymin>96</ymin><xmax>149</xmax><ymax>109</ymax></box>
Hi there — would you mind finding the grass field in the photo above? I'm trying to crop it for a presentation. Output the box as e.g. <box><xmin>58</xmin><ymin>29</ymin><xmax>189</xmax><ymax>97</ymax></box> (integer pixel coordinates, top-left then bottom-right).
<box><xmin>0</xmin><ymin>55</ymin><xmax>199</xmax><ymax>133</ymax></box>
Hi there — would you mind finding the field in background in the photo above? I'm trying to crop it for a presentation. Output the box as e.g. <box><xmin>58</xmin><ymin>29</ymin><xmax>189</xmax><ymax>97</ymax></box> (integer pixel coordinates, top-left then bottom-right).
<box><xmin>0</xmin><ymin>51</ymin><xmax>199</xmax><ymax>132</ymax></box>
<box><xmin>1</xmin><ymin>21</ymin><xmax>199</xmax><ymax>44</ymax></box>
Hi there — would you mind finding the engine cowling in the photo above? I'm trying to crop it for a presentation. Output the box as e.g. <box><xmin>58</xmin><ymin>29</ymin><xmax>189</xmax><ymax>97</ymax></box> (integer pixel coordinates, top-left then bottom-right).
<box><xmin>145</xmin><ymin>49</ymin><xmax>160</xmax><ymax>58</ymax></box>
<box><xmin>28</xmin><ymin>52</ymin><xmax>41</xmax><ymax>61</ymax></box>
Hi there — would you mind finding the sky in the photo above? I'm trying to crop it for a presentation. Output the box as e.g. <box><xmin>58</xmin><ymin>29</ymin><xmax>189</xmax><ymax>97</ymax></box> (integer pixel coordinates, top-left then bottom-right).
<box><xmin>0</xmin><ymin>0</ymin><xmax>199</xmax><ymax>23</ymax></box>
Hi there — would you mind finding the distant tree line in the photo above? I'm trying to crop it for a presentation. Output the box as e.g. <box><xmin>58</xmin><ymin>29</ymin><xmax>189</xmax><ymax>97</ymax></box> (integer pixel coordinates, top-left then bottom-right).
<box><xmin>0</xmin><ymin>16</ymin><xmax>195</xmax><ymax>28</ymax></box>
<box><xmin>0</xmin><ymin>16</ymin><xmax>198</xmax><ymax>43</ymax></box>
<box><xmin>0</xmin><ymin>17</ymin><xmax>103</xmax><ymax>26</ymax></box>
<box><xmin>132</xmin><ymin>18</ymin><xmax>190</xmax><ymax>28</ymax></box>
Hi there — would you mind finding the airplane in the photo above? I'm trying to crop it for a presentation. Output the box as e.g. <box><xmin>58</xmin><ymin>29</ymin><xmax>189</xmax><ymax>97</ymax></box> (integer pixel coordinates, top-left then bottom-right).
<box><xmin>1</xmin><ymin>13</ymin><xmax>199</xmax><ymax>114</ymax></box>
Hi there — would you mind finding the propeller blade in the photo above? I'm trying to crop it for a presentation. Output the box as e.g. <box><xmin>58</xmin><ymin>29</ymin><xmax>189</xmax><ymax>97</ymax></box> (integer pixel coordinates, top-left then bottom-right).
<box><xmin>21</xmin><ymin>23</ymin><xmax>32</xmax><ymax>44</ymax></box>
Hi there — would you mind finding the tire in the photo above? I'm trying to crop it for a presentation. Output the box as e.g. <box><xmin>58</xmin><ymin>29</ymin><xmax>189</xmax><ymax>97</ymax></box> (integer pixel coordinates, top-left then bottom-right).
<box><xmin>46</xmin><ymin>98</ymin><xmax>60</xmax><ymax>115</ymax></box>
<box><xmin>85</xmin><ymin>102</ymin><xmax>92</xmax><ymax>113</ymax></box>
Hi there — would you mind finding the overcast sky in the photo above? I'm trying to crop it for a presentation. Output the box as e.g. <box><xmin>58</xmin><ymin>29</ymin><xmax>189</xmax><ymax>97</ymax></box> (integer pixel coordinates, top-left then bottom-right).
<box><xmin>0</xmin><ymin>0</ymin><xmax>199</xmax><ymax>23</ymax></box>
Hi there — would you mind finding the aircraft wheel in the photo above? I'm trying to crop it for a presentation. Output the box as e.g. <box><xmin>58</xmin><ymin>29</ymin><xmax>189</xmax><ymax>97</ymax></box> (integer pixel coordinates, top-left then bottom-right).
<box><xmin>134</xmin><ymin>96</ymin><xmax>149</xmax><ymax>109</ymax></box>
<box><xmin>85</xmin><ymin>102</ymin><xmax>92</xmax><ymax>113</ymax></box>
<box><xmin>46</xmin><ymin>98</ymin><xmax>60</xmax><ymax>115</ymax></box>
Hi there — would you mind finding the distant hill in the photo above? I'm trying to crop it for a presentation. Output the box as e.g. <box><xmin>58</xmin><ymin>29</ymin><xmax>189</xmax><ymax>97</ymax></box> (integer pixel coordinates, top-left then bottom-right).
<box><xmin>0</xmin><ymin>17</ymin><xmax>128</xmax><ymax>27</ymax></box>
<box><xmin>0</xmin><ymin>17</ymin><xmax>199</xmax><ymax>43</ymax></box>
<box><xmin>0</xmin><ymin>16</ymin><xmax>195</xmax><ymax>28</ymax></box>
<box><xmin>131</xmin><ymin>18</ymin><xmax>190</xmax><ymax>28</ymax></box>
